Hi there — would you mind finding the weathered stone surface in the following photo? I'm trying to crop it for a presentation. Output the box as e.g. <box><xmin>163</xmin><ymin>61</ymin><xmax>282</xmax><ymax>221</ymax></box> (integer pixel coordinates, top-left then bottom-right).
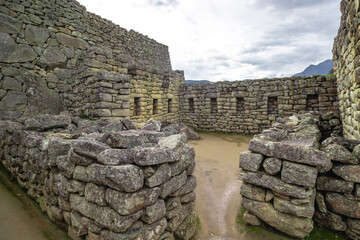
<box><xmin>170</xmin><ymin>176</ymin><xmax>196</xmax><ymax>197</ymax></box>
<box><xmin>85</xmin><ymin>183</ymin><xmax>107</xmax><ymax>206</ymax></box>
<box><xmin>105</xmin><ymin>187</ymin><xmax>160</xmax><ymax>215</ymax></box>
<box><xmin>146</xmin><ymin>163</ymin><xmax>172</xmax><ymax>187</ymax></box>
<box><xmin>100</xmin><ymin>221</ymin><xmax>143</xmax><ymax>240</ymax></box>
<box><xmin>243</xmin><ymin>211</ymin><xmax>261</xmax><ymax>226</ymax></box>
<box><xmin>314</xmin><ymin>211</ymin><xmax>347</xmax><ymax>231</ymax></box>
<box><xmin>87</xmin><ymin>164</ymin><xmax>143</xmax><ymax>192</ymax></box>
<box><xmin>68</xmin><ymin>149</ymin><xmax>94</xmax><ymax>166</ymax></box>
<box><xmin>161</xmin><ymin>124</ymin><xmax>181</xmax><ymax>137</ymax></box>
<box><xmin>141</xmin><ymin>119</ymin><xmax>161</xmax><ymax>132</ymax></box>
<box><xmin>0</xmin><ymin>91</ymin><xmax>27</xmax><ymax>116</ymax></box>
<box><xmin>242</xmin><ymin>198</ymin><xmax>313</xmax><ymax>238</ymax></box>
<box><xmin>25</xmin><ymin>25</ymin><xmax>49</xmax><ymax>45</ymax></box>
<box><xmin>48</xmin><ymin>137</ymin><xmax>72</xmax><ymax>166</ymax></box>
<box><xmin>281</xmin><ymin>161</ymin><xmax>318</xmax><ymax>187</ymax></box>
<box><xmin>180</xmin><ymin>192</ymin><xmax>196</xmax><ymax>203</ymax></box>
<box><xmin>159</xmin><ymin>231</ymin><xmax>175</xmax><ymax>240</ymax></box>
<box><xmin>263</xmin><ymin>157</ymin><xmax>282</xmax><ymax>175</ymax></box>
<box><xmin>348</xmin><ymin>218</ymin><xmax>360</xmax><ymax>235</ymax></box>
<box><xmin>56</xmin><ymin>155</ymin><xmax>75</xmax><ymax>179</ymax></box>
<box><xmin>322</xmin><ymin>136</ymin><xmax>360</xmax><ymax>151</ymax></box>
<box><xmin>100</xmin><ymin>131</ymin><xmax>144</xmax><ymax>149</ymax></box>
<box><xmin>70</xmin><ymin>194</ymin><xmax>143</xmax><ymax>233</ymax></box>
<box><xmin>265</xmin><ymin>189</ymin><xmax>275</xmax><ymax>202</ymax></box>
<box><xmin>166</xmin><ymin>197</ymin><xmax>181</xmax><ymax>211</ymax></box>
<box><xmin>239</xmin><ymin>151</ymin><xmax>263</xmax><ymax>172</ymax></box>
<box><xmin>72</xmin><ymin>140</ymin><xmax>110</xmax><ymax>159</ymax></box>
<box><xmin>167</xmin><ymin>203</ymin><xmax>194</xmax><ymax>231</ymax></box>
<box><xmin>322</xmin><ymin>144</ymin><xmax>359</xmax><ymax>164</ymax></box>
<box><xmin>73</xmin><ymin>165</ymin><xmax>89</xmax><ymax>182</ymax></box>
<box><xmin>242</xmin><ymin>171</ymin><xmax>312</xmax><ymax>199</ymax></box>
<box><xmin>180</xmin><ymin>125</ymin><xmax>200</xmax><ymax>140</ymax></box>
<box><xmin>315</xmin><ymin>192</ymin><xmax>327</xmax><ymax>213</ymax></box>
<box><xmin>140</xmin><ymin>131</ymin><xmax>165</xmax><ymax>144</ymax></box>
<box><xmin>25</xmin><ymin>114</ymin><xmax>71</xmax><ymax>131</ymax></box>
<box><xmin>326</xmin><ymin>193</ymin><xmax>360</xmax><ymax>219</ymax></box>
<box><xmin>160</xmin><ymin>171</ymin><xmax>187</xmax><ymax>198</ymax></box>
<box><xmin>332</xmin><ymin>165</ymin><xmax>360</xmax><ymax>183</ymax></box>
<box><xmin>138</xmin><ymin>218</ymin><xmax>168</xmax><ymax>240</ymax></box>
<box><xmin>38</xmin><ymin>47</ymin><xmax>67</xmax><ymax>70</ymax></box>
<box><xmin>174</xmin><ymin>211</ymin><xmax>196</xmax><ymax>240</ymax></box>
<box><xmin>97</xmin><ymin>149</ymin><xmax>135</xmax><ymax>165</ymax></box>
<box><xmin>248</xmin><ymin>138</ymin><xmax>332</xmax><ymax>173</ymax></box>
<box><xmin>141</xmin><ymin>200</ymin><xmax>166</xmax><ymax>224</ymax></box>
<box><xmin>56</xmin><ymin>33</ymin><xmax>89</xmax><ymax>49</ymax></box>
<box><xmin>0</xmin><ymin>13</ymin><xmax>21</xmax><ymax>33</ymax></box>
<box><xmin>273</xmin><ymin>196</ymin><xmax>315</xmax><ymax>219</ymax></box>
<box><xmin>240</xmin><ymin>182</ymin><xmax>266</xmax><ymax>202</ymax></box>
<box><xmin>317</xmin><ymin>176</ymin><xmax>354</xmax><ymax>193</ymax></box>
<box><xmin>158</xmin><ymin>134</ymin><xmax>186</xmax><ymax>149</ymax></box>
<box><xmin>135</xmin><ymin>147</ymin><xmax>179</xmax><ymax>166</ymax></box>
<box><xmin>71</xmin><ymin>211</ymin><xmax>87</xmax><ymax>236</ymax></box>
<box><xmin>346</xmin><ymin>229</ymin><xmax>360</xmax><ymax>240</ymax></box>
<box><xmin>20</xmin><ymin>73</ymin><xmax>64</xmax><ymax>118</ymax></box>
<box><xmin>0</xmin><ymin>33</ymin><xmax>16</xmax><ymax>62</ymax></box>
<box><xmin>170</xmin><ymin>144</ymin><xmax>195</xmax><ymax>176</ymax></box>
<box><xmin>353</xmin><ymin>145</ymin><xmax>360</xmax><ymax>160</ymax></box>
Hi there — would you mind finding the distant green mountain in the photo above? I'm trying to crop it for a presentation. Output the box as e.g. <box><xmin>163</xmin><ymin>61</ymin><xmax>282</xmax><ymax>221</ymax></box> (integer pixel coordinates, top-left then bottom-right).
<box><xmin>185</xmin><ymin>80</ymin><xmax>210</xmax><ymax>84</ymax></box>
<box><xmin>292</xmin><ymin>59</ymin><xmax>333</xmax><ymax>77</ymax></box>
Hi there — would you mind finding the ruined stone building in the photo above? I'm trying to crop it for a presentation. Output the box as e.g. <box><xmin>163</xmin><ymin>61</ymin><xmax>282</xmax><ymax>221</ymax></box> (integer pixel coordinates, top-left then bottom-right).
<box><xmin>0</xmin><ymin>0</ymin><xmax>360</xmax><ymax>239</ymax></box>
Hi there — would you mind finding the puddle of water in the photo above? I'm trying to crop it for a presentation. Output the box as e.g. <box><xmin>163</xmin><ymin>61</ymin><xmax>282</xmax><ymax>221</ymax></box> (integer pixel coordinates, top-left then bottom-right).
<box><xmin>189</xmin><ymin>133</ymin><xmax>252</xmax><ymax>239</ymax></box>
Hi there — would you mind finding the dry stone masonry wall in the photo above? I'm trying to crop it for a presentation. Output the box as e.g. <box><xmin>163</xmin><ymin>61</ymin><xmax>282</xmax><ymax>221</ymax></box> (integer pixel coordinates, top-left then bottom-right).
<box><xmin>0</xmin><ymin>114</ymin><xmax>199</xmax><ymax>240</ymax></box>
<box><xmin>0</xmin><ymin>0</ymin><xmax>183</xmax><ymax>123</ymax></box>
<box><xmin>333</xmin><ymin>0</ymin><xmax>360</xmax><ymax>139</ymax></box>
<box><xmin>180</xmin><ymin>76</ymin><xmax>339</xmax><ymax>134</ymax></box>
<box><xmin>239</xmin><ymin>112</ymin><xmax>360</xmax><ymax>239</ymax></box>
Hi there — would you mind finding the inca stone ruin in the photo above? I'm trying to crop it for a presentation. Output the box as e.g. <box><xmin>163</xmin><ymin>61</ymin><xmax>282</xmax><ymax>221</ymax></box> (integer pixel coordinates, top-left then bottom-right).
<box><xmin>0</xmin><ymin>0</ymin><xmax>359</xmax><ymax>239</ymax></box>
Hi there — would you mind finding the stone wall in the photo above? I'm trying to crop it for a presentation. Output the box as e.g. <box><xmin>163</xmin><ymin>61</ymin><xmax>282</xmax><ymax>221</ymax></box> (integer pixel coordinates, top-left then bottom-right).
<box><xmin>239</xmin><ymin>112</ymin><xmax>360</xmax><ymax>239</ymax></box>
<box><xmin>0</xmin><ymin>114</ymin><xmax>198</xmax><ymax>240</ymax></box>
<box><xmin>333</xmin><ymin>0</ymin><xmax>360</xmax><ymax>139</ymax></box>
<box><xmin>0</xmin><ymin>0</ymin><xmax>183</xmax><ymax>122</ymax></box>
<box><xmin>180</xmin><ymin>76</ymin><xmax>339</xmax><ymax>134</ymax></box>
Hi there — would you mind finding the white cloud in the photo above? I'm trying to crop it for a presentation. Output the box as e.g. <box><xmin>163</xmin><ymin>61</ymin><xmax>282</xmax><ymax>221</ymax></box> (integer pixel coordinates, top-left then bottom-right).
<box><xmin>77</xmin><ymin>0</ymin><xmax>341</xmax><ymax>81</ymax></box>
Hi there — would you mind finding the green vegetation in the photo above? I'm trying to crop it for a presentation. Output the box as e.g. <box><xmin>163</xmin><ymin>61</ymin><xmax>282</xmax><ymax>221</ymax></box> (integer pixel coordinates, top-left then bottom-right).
<box><xmin>323</xmin><ymin>74</ymin><xmax>335</xmax><ymax>77</ymax></box>
<box><xmin>306</xmin><ymin>226</ymin><xmax>346</xmax><ymax>240</ymax></box>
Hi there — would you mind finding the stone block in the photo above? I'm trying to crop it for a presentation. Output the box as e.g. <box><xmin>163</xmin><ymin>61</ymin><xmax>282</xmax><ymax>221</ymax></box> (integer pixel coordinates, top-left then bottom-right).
<box><xmin>263</xmin><ymin>157</ymin><xmax>282</xmax><ymax>175</ymax></box>
<box><xmin>239</xmin><ymin>151</ymin><xmax>263</xmax><ymax>172</ymax></box>
<box><xmin>240</xmin><ymin>182</ymin><xmax>266</xmax><ymax>202</ymax></box>
<box><xmin>281</xmin><ymin>161</ymin><xmax>318</xmax><ymax>187</ymax></box>
<box><xmin>317</xmin><ymin>176</ymin><xmax>354</xmax><ymax>193</ymax></box>
<box><xmin>332</xmin><ymin>165</ymin><xmax>360</xmax><ymax>182</ymax></box>
<box><xmin>326</xmin><ymin>193</ymin><xmax>360</xmax><ymax>219</ymax></box>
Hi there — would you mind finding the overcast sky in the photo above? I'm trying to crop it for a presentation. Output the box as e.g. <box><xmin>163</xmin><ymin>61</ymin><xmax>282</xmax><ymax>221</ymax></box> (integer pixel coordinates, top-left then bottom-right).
<box><xmin>77</xmin><ymin>0</ymin><xmax>341</xmax><ymax>81</ymax></box>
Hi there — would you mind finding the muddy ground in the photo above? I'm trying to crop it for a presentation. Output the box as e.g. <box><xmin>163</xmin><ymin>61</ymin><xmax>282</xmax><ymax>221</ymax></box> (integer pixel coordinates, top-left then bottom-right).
<box><xmin>0</xmin><ymin>171</ymin><xmax>70</xmax><ymax>240</ymax></box>
<box><xmin>189</xmin><ymin>132</ymin><xmax>252</xmax><ymax>239</ymax></box>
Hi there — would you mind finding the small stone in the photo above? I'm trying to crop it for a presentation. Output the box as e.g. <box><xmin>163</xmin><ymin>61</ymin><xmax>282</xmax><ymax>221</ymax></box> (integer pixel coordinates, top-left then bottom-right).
<box><xmin>315</xmin><ymin>192</ymin><xmax>327</xmax><ymax>213</ymax></box>
<box><xmin>281</xmin><ymin>161</ymin><xmax>318</xmax><ymax>187</ymax></box>
<box><xmin>314</xmin><ymin>211</ymin><xmax>347</xmax><ymax>232</ymax></box>
<box><xmin>263</xmin><ymin>157</ymin><xmax>282</xmax><ymax>175</ymax></box>
<box><xmin>72</xmin><ymin>140</ymin><xmax>110</xmax><ymax>160</ymax></box>
<box><xmin>322</xmin><ymin>144</ymin><xmax>359</xmax><ymax>164</ymax></box>
<box><xmin>141</xmin><ymin>200</ymin><xmax>166</xmax><ymax>224</ymax></box>
<box><xmin>243</xmin><ymin>211</ymin><xmax>261</xmax><ymax>226</ymax></box>
<box><xmin>348</xmin><ymin>218</ymin><xmax>360</xmax><ymax>235</ymax></box>
<box><xmin>317</xmin><ymin>176</ymin><xmax>354</xmax><ymax>193</ymax></box>
<box><xmin>332</xmin><ymin>165</ymin><xmax>360</xmax><ymax>183</ymax></box>
<box><xmin>141</xmin><ymin>119</ymin><xmax>161</xmax><ymax>132</ymax></box>
<box><xmin>326</xmin><ymin>193</ymin><xmax>360</xmax><ymax>219</ymax></box>
<box><xmin>145</xmin><ymin>163</ymin><xmax>172</xmax><ymax>187</ymax></box>
<box><xmin>240</xmin><ymin>183</ymin><xmax>266</xmax><ymax>202</ymax></box>
<box><xmin>239</xmin><ymin>151</ymin><xmax>263</xmax><ymax>172</ymax></box>
<box><xmin>85</xmin><ymin>183</ymin><xmax>107</xmax><ymax>206</ymax></box>
<box><xmin>99</xmin><ymin>130</ymin><xmax>144</xmax><ymax>149</ymax></box>
<box><xmin>265</xmin><ymin>190</ymin><xmax>275</xmax><ymax>202</ymax></box>
<box><xmin>38</xmin><ymin>47</ymin><xmax>67</xmax><ymax>70</ymax></box>
<box><xmin>174</xmin><ymin>211</ymin><xmax>196</xmax><ymax>240</ymax></box>
<box><xmin>97</xmin><ymin>148</ymin><xmax>135</xmax><ymax>165</ymax></box>
<box><xmin>160</xmin><ymin>171</ymin><xmax>187</xmax><ymax>198</ymax></box>
<box><xmin>135</xmin><ymin>147</ymin><xmax>179</xmax><ymax>166</ymax></box>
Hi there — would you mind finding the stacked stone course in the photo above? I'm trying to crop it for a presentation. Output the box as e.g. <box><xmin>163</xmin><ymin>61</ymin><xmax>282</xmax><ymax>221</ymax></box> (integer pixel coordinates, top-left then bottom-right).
<box><xmin>240</xmin><ymin>112</ymin><xmax>360</xmax><ymax>239</ymax></box>
<box><xmin>180</xmin><ymin>76</ymin><xmax>339</xmax><ymax>135</ymax></box>
<box><xmin>0</xmin><ymin>114</ymin><xmax>199</xmax><ymax>240</ymax></box>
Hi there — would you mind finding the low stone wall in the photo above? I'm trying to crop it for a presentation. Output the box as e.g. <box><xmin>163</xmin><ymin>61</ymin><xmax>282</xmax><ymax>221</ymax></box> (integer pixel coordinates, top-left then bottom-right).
<box><xmin>239</xmin><ymin>112</ymin><xmax>360</xmax><ymax>239</ymax></box>
<box><xmin>0</xmin><ymin>114</ymin><xmax>198</xmax><ymax>240</ymax></box>
<box><xmin>180</xmin><ymin>75</ymin><xmax>338</xmax><ymax>135</ymax></box>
